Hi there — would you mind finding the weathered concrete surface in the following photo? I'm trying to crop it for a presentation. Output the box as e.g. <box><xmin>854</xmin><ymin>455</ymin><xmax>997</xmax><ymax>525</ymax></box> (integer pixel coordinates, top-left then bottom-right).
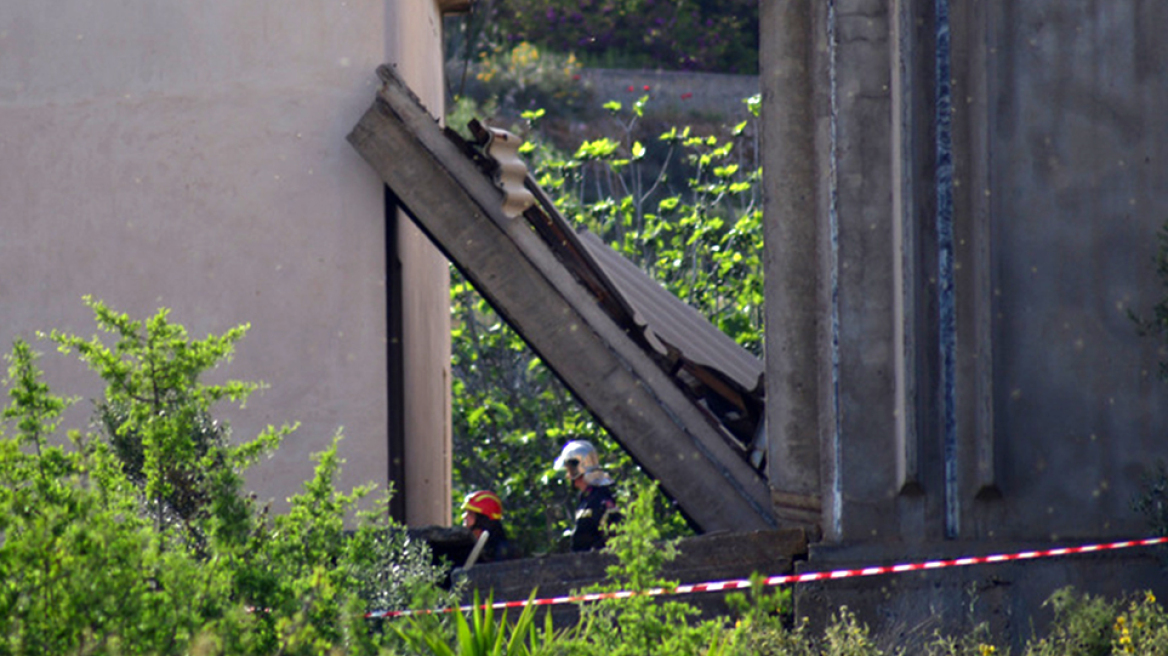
<box><xmin>763</xmin><ymin>0</ymin><xmax>1168</xmax><ymax>550</ymax></box>
<box><xmin>460</xmin><ymin>529</ymin><xmax>809</xmax><ymax>627</ymax></box>
<box><xmin>761</xmin><ymin>0</ymin><xmax>830</xmax><ymax>529</ymax></box>
<box><xmin>386</xmin><ymin>0</ymin><xmax>455</xmax><ymax>527</ymax></box>
<box><xmin>0</xmin><ymin>0</ymin><xmax>451</xmax><ymax>523</ymax></box>
<box><xmin>795</xmin><ymin>542</ymin><xmax>1168</xmax><ymax>653</ymax></box>
<box><xmin>763</xmin><ymin>0</ymin><xmax>1168</xmax><ymax>644</ymax></box>
<box><xmin>976</xmin><ymin>0</ymin><xmax>1168</xmax><ymax>541</ymax></box>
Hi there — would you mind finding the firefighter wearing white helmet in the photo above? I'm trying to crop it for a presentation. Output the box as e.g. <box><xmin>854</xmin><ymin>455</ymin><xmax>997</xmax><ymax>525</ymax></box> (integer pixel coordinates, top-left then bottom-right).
<box><xmin>554</xmin><ymin>440</ymin><xmax>620</xmax><ymax>551</ymax></box>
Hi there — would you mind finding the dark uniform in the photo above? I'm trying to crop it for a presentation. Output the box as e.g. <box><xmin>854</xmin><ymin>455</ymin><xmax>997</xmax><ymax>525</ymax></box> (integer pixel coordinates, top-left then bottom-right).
<box><xmin>478</xmin><ymin>522</ymin><xmax>518</xmax><ymax>563</ymax></box>
<box><xmin>571</xmin><ymin>484</ymin><xmax>619</xmax><ymax>551</ymax></box>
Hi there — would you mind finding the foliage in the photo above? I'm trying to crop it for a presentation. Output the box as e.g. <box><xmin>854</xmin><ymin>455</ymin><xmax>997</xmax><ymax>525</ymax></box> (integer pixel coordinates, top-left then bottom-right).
<box><xmin>539</xmin><ymin>96</ymin><xmax>764</xmax><ymax>353</ymax></box>
<box><xmin>563</xmin><ymin>481</ymin><xmax>725</xmax><ymax>656</ymax></box>
<box><xmin>449</xmin><ymin>93</ymin><xmax>763</xmax><ymax>557</ymax></box>
<box><xmin>1133</xmin><ymin>460</ymin><xmax>1168</xmax><ymax>540</ymax></box>
<box><xmin>47</xmin><ymin>299</ymin><xmax>282</xmax><ymax>552</ymax></box>
<box><xmin>1023</xmin><ymin>587</ymin><xmax>1124</xmax><ymax>656</ymax></box>
<box><xmin>446</xmin><ymin>0</ymin><xmax>758</xmax><ymax>74</ymax></box>
<box><xmin>393</xmin><ymin>591</ymin><xmax>567</xmax><ymax>656</ymax></box>
<box><xmin>452</xmin><ymin>41</ymin><xmax>592</xmax><ymax>119</ymax></box>
<box><xmin>0</xmin><ymin>300</ymin><xmax>452</xmax><ymax>655</ymax></box>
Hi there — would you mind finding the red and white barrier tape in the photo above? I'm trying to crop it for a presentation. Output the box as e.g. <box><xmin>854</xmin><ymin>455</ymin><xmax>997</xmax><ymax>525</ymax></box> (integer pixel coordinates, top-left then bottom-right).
<box><xmin>366</xmin><ymin>536</ymin><xmax>1168</xmax><ymax>619</ymax></box>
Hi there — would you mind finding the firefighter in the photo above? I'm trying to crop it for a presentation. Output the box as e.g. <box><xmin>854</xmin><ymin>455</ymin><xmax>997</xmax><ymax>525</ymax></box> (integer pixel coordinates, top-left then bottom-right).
<box><xmin>555</xmin><ymin>440</ymin><xmax>620</xmax><ymax>552</ymax></box>
<box><xmin>460</xmin><ymin>489</ymin><xmax>517</xmax><ymax>564</ymax></box>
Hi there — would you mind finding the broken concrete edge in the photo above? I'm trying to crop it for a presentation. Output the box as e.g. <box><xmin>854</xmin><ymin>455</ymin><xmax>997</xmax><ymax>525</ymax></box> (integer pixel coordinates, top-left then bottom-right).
<box><xmin>349</xmin><ymin>63</ymin><xmax>782</xmax><ymax>533</ymax></box>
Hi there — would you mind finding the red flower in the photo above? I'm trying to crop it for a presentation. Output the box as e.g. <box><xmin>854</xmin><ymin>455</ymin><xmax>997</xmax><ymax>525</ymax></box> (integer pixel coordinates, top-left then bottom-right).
<box><xmin>681</xmin><ymin>92</ymin><xmax>693</xmax><ymax>100</ymax></box>
<box><xmin>627</xmin><ymin>85</ymin><xmax>635</xmax><ymax>92</ymax></box>
<box><xmin>643</xmin><ymin>85</ymin><xmax>650</xmax><ymax>91</ymax></box>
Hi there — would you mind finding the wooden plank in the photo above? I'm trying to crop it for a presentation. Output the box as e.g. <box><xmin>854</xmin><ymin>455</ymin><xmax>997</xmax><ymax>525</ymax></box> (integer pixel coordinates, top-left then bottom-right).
<box><xmin>348</xmin><ymin>64</ymin><xmax>776</xmax><ymax>532</ymax></box>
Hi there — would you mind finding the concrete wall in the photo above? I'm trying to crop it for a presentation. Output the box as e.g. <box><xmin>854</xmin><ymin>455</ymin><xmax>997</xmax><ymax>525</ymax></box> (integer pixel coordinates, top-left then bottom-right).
<box><xmin>763</xmin><ymin>0</ymin><xmax>1168</xmax><ymax>641</ymax></box>
<box><xmin>0</xmin><ymin>0</ymin><xmax>451</xmax><ymax>524</ymax></box>
<box><xmin>978</xmin><ymin>0</ymin><xmax>1168</xmax><ymax>541</ymax></box>
<box><xmin>387</xmin><ymin>0</ymin><xmax>455</xmax><ymax>527</ymax></box>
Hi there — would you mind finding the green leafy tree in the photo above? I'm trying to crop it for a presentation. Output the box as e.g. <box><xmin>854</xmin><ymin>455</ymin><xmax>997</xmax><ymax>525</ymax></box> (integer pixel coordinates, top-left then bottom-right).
<box><xmin>1</xmin><ymin>336</ymin><xmax>236</xmax><ymax>655</ymax></box>
<box><xmin>48</xmin><ymin>298</ymin><xmax>286</xmax><ymax>551</ymax></box>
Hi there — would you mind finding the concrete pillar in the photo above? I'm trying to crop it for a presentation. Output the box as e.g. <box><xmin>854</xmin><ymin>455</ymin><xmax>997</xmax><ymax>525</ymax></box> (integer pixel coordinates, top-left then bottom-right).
<box><xmin>762</xmin><ymin>0</ymin><xmax>827</xmax><ymax>529</ymax></box>
<box><xmin>386</xmin><ymin>0</ymin><xmax>453</xmax><ymax>527</ymax></box>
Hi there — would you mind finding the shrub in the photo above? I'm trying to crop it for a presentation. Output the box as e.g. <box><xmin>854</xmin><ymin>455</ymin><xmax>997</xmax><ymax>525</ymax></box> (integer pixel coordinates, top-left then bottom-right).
<box><xmin>0</xmin><ymin>299</ymin><xmax>453</xmax><ymax>655</ymax></box>
<box><xmin>454</xmin><ymin>41</ymin><xmax>593</xmax><ymax>119</ymax></box>
<box><xmin>565</xmin><ymin>481</ymin><xmax>725</xmax><ymax>656</ymax></box>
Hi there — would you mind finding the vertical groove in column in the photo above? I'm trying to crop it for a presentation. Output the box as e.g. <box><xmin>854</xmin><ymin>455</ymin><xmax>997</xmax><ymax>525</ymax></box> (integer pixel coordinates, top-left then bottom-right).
<box><xmin>935</xmin><ymin>0</ymin><xmax>958</xmax><ymax>539</ymax></box>
<box><xmin>827</xmin><ymin>0</ymin><xmax>843</xmax><ymax>539</ymax></box>
<box><xmin>892</xmin><ymin>0</ymin><xmax>920</xmax><ymax>495</ymax></box>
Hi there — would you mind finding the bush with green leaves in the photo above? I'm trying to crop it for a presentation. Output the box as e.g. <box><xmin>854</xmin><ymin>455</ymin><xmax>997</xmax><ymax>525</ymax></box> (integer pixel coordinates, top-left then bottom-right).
<box><xmin>566</xmin><ymin>481</ymin><xmax>725</xmax><ymax>656</ymax></box>
<box><xmin>451</xmin><ymin>41</ymin><xmax>592</xmax><ymax>120</ymax></box>
<box><xmin>0</xmin><ymin>299</ymin><xmax>453</xmax><ymax>655</ymax></box>
<box><xmin>392</xmin><ymin>590</ymin><xmax>567</xmax><ymax>656</ymax></box>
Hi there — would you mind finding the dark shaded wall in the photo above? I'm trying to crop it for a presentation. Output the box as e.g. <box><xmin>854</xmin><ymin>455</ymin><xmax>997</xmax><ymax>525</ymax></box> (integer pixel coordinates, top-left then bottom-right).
<box><xmin>763</xmin><ymin>0</ymin><xmax>1168</xmax><ymax>642</ymax></box>
<box><xmin>985</xmin><ymin>1</ymin><xmax>1168</xmax><ymax>541</ymax></box>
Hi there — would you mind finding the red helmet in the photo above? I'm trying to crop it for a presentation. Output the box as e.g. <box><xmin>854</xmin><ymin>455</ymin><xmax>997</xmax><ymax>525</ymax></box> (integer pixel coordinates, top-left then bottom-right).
<box><xmin>461</xmin><ymin>490</ymin><xmax>503</xmax><ymax>520</ymax></box>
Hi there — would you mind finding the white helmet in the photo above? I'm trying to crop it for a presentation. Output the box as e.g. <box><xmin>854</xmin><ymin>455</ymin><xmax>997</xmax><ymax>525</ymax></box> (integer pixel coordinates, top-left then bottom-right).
<box><xmin>554</xmin><ymin>440</ymin><xmax>613</xmax><ymax>486</ymax></box>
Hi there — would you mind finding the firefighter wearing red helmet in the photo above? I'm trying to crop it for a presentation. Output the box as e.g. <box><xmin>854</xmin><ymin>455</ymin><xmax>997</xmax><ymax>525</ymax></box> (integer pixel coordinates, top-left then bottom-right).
<box><xmin>460</xmin><ymin>490</ymin><xmax>517</xmax><ymax>563</ymax></box>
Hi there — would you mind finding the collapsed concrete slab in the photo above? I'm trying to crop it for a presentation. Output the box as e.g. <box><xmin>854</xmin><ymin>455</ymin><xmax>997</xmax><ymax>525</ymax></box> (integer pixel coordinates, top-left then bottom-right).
<box><xmin>348</xmin><ymin>64</ymin><xmax>783</xmax><ymax>533</ymax></box>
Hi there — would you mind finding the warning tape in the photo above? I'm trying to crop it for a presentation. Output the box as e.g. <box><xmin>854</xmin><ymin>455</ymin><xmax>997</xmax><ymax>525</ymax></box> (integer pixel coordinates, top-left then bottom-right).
<box><xmin>366</xmin><ymin>536</ymin><xmax>1168</xmax><ymax>619</ymax></box>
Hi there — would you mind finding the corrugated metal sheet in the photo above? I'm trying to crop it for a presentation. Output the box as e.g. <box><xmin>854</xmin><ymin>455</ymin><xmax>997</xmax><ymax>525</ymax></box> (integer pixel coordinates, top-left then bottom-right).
<box><xmin>468</xmin><ymin>117</ymin><xmax>765</xmax><ymax>465</ymax></box>
<box><xmin>574</xmin><ymin>231</ymin><xmax>764</xmax><ymax>395</ymax></box>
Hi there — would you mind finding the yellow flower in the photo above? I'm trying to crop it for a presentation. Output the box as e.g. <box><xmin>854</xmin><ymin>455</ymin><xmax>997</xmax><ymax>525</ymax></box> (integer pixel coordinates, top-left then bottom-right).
<box><xmin>978</xmin><ymin>644</ymin><xmax>996</xmax><ymax>656</ymax></box>
<box><xmin>1147</xmin><ymin>591</ymin><xmax>1157</xmax><ymax>605</ymax></box>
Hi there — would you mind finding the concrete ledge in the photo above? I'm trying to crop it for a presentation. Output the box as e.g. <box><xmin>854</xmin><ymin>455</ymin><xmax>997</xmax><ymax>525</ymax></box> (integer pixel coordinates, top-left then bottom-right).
<box><xmin>460</xmin><ymin>528</ymin><xmax>808</xmax><ymax>626</ymax></box>
<box><xmin>794</xmin><ymin>540</ymin><xmax>1168</xmax><ymax>652</ymax></box>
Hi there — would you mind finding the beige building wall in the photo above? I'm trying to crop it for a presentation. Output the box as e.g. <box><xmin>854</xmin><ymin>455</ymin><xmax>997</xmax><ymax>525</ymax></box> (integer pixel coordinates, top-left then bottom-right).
<box><xmin>0</xmin><ymin>0</ymin><xmax>452</xmax><ymax>524</ymax></box>
<box><xmin>386</xmin><ymin>0</ymin><xmax>455</xmax><ymax>526</ymax></box>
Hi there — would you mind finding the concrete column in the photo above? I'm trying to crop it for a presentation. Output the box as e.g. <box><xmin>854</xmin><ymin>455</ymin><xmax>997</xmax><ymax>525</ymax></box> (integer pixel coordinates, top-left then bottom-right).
<box><xmin>762</xmin><ymin>0</ymin><xmax>827</xmax><ymax>528</ymax></box>
<box><xmin>386</xmin><ymin>0</ymin><xmax>454</xmax><ymax>527</ymax></box>
<box><xmin>829</xmin><ymin>0</ymin><xmax>899</xmax><ymax>542</ymax></box>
